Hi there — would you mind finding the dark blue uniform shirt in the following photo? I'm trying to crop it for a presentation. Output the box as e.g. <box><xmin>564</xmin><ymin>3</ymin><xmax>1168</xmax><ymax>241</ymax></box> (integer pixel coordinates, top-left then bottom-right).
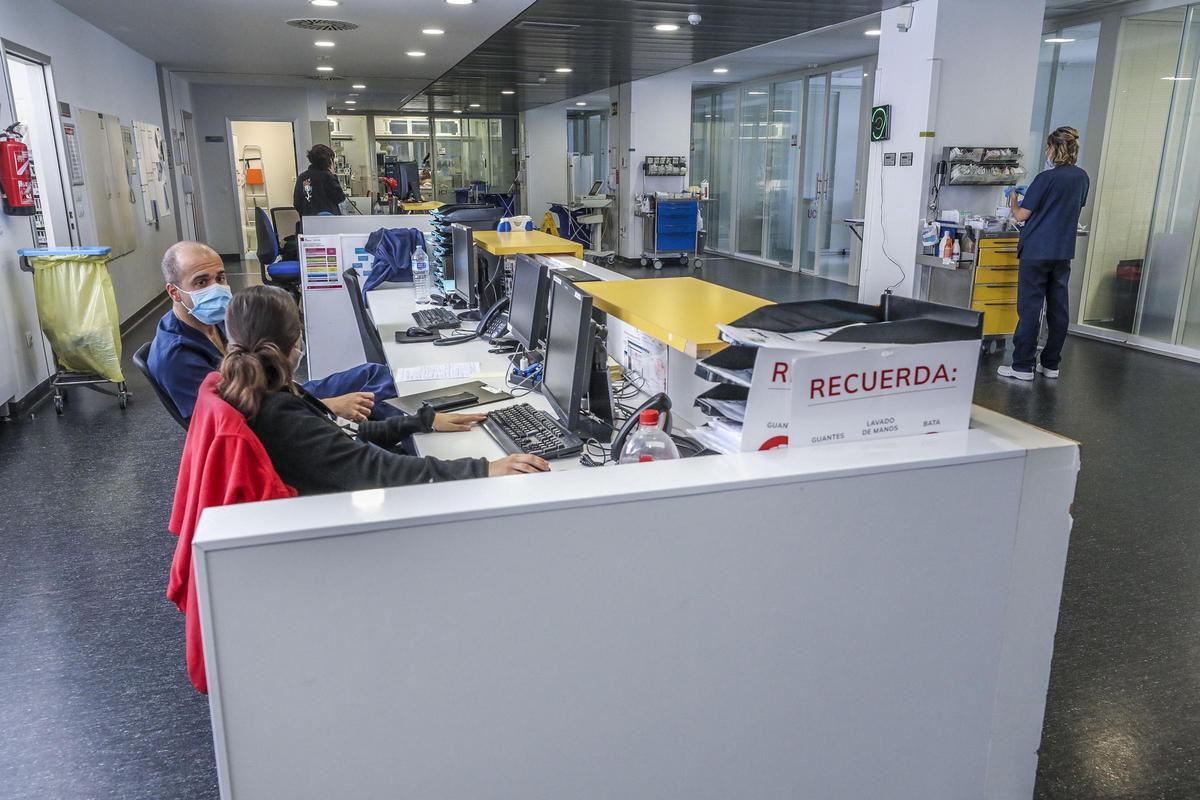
<box><xmin>1018</xmin><ymin>165</ymin><xmax>1090</xmax><ymax>261</ymax></box>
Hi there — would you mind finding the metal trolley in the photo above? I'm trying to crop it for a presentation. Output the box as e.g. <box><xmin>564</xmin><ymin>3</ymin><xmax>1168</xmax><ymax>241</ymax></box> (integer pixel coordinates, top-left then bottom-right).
<box><xmin>636</xmin><ymin>196</ymin><xmax>702</xmax><ymax>270</ymax></box>
<box><xmin>18</xmin><ymin>247</ymin><xmax>130</xmax><ymax>415</ymax></box>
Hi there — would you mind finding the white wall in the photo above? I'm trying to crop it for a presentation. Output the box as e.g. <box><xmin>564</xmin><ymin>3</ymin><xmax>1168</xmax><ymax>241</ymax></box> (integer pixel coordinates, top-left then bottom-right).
<box><xmin>191</xmin><ymin>84</ymin><xmax>323</xmax><ymax>255</ymax></box>
<box><xmin>521</xmin><ymin>101</ymin><xmax>570</xmax><ymax>222</ymax></box>
<box><xmin>0</xmin><ymin>0</ymin><xmax>180</xmax><ymax>404</ymax></box>
<box><xmin>231</xmin><ymin>120</ymin><xmax>298</xmax><ymax>214</ymax></box>
<box><xmin>859</xmin><ymin>0</ymin><xmax>1045</xmax><ymax>301</ymax></box>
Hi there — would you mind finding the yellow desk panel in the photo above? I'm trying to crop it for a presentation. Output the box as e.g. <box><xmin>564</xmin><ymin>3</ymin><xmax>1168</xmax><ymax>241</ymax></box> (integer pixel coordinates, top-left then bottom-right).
<box><xmin>401</xmin><ymin>201</ymin><xmax>443</xmax><ymax>212</ymax></box>
<box><xmin>473</xmin><ymin>230</ymin><xmax>584</xmax><ymax>259</ymax></box>
<box><xmin>583</xmin><ymin>277</ymin><xmax>772</xmax><ymax>357</ymax></box>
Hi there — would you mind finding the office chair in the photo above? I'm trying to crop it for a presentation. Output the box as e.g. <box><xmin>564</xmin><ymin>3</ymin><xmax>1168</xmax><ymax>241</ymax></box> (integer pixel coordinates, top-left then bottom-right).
<box><xmin>132</xmin><ymin>341</ymin><xmax>189</xmax><ymax>430</ymax></box>
<box><xmin>270</xmin><ymin>206</ymin><xmax>301</xmax><ymax>241</ymax></box>
<box><xmin>254</xmin><ymin>207</ymin><xmax>301</xmax><ymax>301</ymax></box>
<box><xmin>342</xmin><ymin>268</ymin><xmax>388</xmax><ymax>365</ymax></box>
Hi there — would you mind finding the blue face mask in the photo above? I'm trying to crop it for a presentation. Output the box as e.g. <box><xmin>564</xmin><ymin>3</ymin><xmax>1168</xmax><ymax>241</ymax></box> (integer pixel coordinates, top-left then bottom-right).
<box><xmin>178</xmin><ymin>283</ymin><xmax>232</xmax><ymax>325</ymax></box>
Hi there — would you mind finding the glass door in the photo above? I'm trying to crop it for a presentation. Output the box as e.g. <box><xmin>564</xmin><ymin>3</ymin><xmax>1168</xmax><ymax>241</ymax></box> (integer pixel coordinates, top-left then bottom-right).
<box><xmin>765</xmin><ymin>80</ymin><xmax>802</xmax><ymax>265</ymax></box>
<box><xmin>796</xmin><ymin>73</ymin><xmax>829</xmax><ymax>273</ymax></box>
<box><xmin>819</xmin><ymin>66</ymin><xmax>867</xmax><ymax>283</ymax></box>
<box><xmin>735</xmin><ymin>85</ymin><xmax>770</xmax><ymax>259</ymax></box>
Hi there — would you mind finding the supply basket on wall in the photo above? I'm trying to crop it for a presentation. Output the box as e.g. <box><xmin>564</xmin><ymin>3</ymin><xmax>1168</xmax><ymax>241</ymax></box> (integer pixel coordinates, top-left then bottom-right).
<box><xmin>17</xmin><ymin>246</ymin><xmax>130</xmax><ymax>415</ymax></box>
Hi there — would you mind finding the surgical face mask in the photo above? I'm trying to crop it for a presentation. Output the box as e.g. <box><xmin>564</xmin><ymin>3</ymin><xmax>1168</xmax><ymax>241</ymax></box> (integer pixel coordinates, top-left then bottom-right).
<box><xmin>176</xmin><ymin>282</ymin><xmax>232</xmax><ymax>325</ymax></box>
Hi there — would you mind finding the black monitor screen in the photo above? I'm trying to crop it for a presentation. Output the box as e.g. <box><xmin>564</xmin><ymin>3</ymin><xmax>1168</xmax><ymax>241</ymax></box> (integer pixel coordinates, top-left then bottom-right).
<box><xmin>398</xmin><ymin>161</ymin><xmax>421</xmax><ymax>201</ymax></box>
<box><xmin>509</xmin><ymin>255</ymin><xmax>550</xmax><ymax>349</ymax></box>
<box><xmin>542</xmin><ymin>276</ymin><xmax>594</xmax><ymax>431</ymax></box>
<box><xmin>451</xmin><ymin>224</ymin><xmax>476</xmax><ymax>306</ymax></box>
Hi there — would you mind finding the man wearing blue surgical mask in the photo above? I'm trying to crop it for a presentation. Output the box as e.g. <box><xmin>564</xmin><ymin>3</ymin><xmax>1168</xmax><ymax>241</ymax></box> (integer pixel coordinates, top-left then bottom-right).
<box><xmin>148</xmin><ymin>241</ymin><xmax>395</xmax><ymax>423</ymax></box>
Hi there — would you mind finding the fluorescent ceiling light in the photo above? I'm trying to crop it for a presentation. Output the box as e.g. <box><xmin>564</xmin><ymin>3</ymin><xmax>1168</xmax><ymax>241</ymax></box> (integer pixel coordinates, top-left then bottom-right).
<box><xmin>555</xmin><ymin>67</ymin><xmax>573</xmax><ymax>73</ymax></box>
<box><xmin>747</xmin><ymin>90</ymin><xmax>766</xmax><ymax>95</ymax></box>
<box><xmin>1045</xmin><ymin>37</ymin><xmax>1075</xmax><ymax>43</ymax></box>
<box><xmin>452</xmin><ymin>109</ymin><xmax>462</xmax><ymax>113</ymax></box>
<box><xmin>310</xmin><ymin>0</ymin><xmax>338</xmax><ymax>6</ymax></box>
<box><xmin>423</xmin><ymin>28</ymin><xmax>445</xmax><ymax>35</ymax></box>
<box><xmin>501</xmin><ymin>90</ymin><xmax>515</xmax><ymax>95</ymax></box>
<box><xmin>712</xmin><ymin>67</ymin><xmax>729</xmax><ymax>74</ymax></box>
<box><xmin>406</xmin><ymin>51</ymin><xmax>426</xmax><ymax>57</ymax></box>
<box><xmin>316</xmin><ymin>66</ymin><xmax>334</xmax><ymax>71</ymax></box>
<box><xmin>576</xmin><ymin>102</ymin><xmax>586</xmax><ymax>106</ymax></box>
<box><xmin>1163</xmin><ymin>76</ymin><xmax>1193</xmax><ymax>81</ymax></box>
<box><xmin>654</xmin><ymin>24</ymin><xmax>679</xmax><ymax>32</ymax></box>
<box><xmin>864</xmin><ymin>29</ymin><xmax>882</xmax><ymax>36</ymax></box>
<box><xmin>446</xmin><ymin>0</ymin><xmax>475</xmax><ymax>5</ymax></box>
<box><xmin>469</xmin><ymin>103</ymin><xmax>481</xmax><ymax>107</ymax></box>
<box><xmin>345</xmin><ymin>100</ymin><xmax>356</xmax><ymax>104</ymax></box>
<box><xmin>314</xmin><ymin>40</ymin><xmax>335</xmax><ymax>47</ymax></box>
<box><xmin>352</xmin><ymin>83</ymin><xmax>366</xmax><ymax>89</ymax></box>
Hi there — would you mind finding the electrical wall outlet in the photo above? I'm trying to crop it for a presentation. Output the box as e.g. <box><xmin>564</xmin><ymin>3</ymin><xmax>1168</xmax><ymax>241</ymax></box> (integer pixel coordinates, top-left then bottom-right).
<box><xmin>900</xmin><ymin>152</ymin><xmax>914</xmax><ymax>166</ymax></box>
<box><xmin>883</xmin><ymin>152</ymin><xmax>897</xmax><ymax>166</ymax></box>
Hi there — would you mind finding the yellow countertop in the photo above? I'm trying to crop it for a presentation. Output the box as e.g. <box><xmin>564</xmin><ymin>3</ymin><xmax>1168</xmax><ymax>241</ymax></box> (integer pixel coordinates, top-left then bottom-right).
<box><xmin>401</xmin><ymin>201</ymin><xmax>444</xmax><ymax>212</ymax></box>
<box><xmin>473</xmin><ymin>230</ymin><xmax>584</xmax><ymax>258</ymax></box>
<box><xmin>583</xmin><ymin>277</ymin><xmax>772</xmax><ymax>358</ymax></box>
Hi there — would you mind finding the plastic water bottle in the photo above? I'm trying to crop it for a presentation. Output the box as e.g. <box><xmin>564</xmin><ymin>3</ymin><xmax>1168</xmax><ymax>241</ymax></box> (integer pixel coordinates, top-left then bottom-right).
<box><xmin>618</xmin><ymin>409</ymin><xmax>680</xmax><ymax>464</ymax></box>
<box><xmin>412</xmin><ymin>245</ymin><xmax>431</xmax><ymax>303</ymax></box>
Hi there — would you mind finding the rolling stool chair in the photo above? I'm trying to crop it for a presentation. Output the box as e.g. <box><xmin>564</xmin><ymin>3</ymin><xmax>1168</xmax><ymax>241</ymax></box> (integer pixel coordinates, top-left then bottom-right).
<box><xmin>132</xmin><ymin>341</ymin><xmax>189</xmax><ymax>430</ymax></box>
<box><xmin>254</xmin><ymin>207</ymin><xmax>301</xmax><ymax>302</ymax></box>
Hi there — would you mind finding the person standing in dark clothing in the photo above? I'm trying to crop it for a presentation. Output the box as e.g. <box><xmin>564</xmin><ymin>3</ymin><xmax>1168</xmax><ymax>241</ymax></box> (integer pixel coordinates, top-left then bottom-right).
<box><xmin>293</xmin><ymin>144</ymin><xmax>346</xmax><ymax>216</ymax></box>
<box><xmin>998</xmin><ymin>126</ymin><xmax>1090</xmax><ymax>381</ymax></box>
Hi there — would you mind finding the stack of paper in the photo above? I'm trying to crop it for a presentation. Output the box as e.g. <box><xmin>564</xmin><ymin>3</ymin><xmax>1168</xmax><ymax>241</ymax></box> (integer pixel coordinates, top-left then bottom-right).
<box><xmin>688</xmin><ymin>418</ymin><xmax>743</xmax><ymax>455</ymax></box>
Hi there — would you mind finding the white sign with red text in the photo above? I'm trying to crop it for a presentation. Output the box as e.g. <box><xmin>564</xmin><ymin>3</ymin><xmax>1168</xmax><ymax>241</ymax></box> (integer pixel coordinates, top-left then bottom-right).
<box><xmin>740</xmin><ymin>347</ymin><xmax>800</xmax><ymax>452</ymax></box>
<box><xmin>789</xmin><ymin>339</ymin><xmax>980</xmax><ymax>447</ymax></box>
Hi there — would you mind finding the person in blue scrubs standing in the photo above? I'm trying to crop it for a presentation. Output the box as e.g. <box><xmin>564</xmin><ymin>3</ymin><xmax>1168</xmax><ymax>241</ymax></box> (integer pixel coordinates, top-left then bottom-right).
<box><xmin>147</xmin><ymin>241</ymin><xmax>397</xmax><ymax>423</ymax></box>
<box><xmin>998</xmin><ymin>127</ymin><xmax>1090</xmax><ymax>381</ymax></box>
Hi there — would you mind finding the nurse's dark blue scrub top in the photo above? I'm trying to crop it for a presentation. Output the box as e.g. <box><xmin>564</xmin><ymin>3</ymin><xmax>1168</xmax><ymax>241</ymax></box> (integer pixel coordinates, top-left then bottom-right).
<box><xmin>1018</xmin><ymin>165</ymin><xmax>1090</xmax><ymax>261</ymax></box>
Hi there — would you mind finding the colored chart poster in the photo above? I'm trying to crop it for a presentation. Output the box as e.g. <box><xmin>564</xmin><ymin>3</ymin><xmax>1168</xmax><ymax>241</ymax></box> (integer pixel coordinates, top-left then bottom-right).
<box><xmin>299</xmin><ymin>235</ymin><xmax>342</xmax><ymax>290</ymax></box>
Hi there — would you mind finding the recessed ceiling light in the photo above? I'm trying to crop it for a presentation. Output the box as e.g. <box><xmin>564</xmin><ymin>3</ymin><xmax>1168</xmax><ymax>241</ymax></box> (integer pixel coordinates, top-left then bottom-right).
<box><xmin>1045</xmin><ymin>37</ymin><xmax>1076</xmax><ymax>43</ymax></box>
<box><xmin>555</xmin><ymin>67</ymin><xmax>572</xmax><ymax>73</ymax></box>
<box><xmin>406</xmin><ymin>50</ymin><xmax>426</xmax><ymax>57</ymax></box>
<box><xmin>345</xmin><ymin>100</ymin><xmax>356</xmax><ymax>104</ymax></box>
<box><xmin>422</xmin><ymin>28</ymin><xmax>445</xmax><ymax>35</ymax></box>
<box><xmin>469</xmin><ymin>103</ymin><xmax>481</xmax><ymax>107</ymax></box>
<box><xmin>348</xmin><ymin>92</ymin><xmax>359</xmax><ymax>96</ymax></box>
<box><xmin>445</xmin><ymin>0</ymin><xmax>474</xmax><ymax>5</ymax></box>
<box><xmin>352</xmin><ymin>83</ymin><xmax>366</xmax><ymax>89</ymax></box>
<box><xmin>452</xmin><ymin>109</ymin><xmax>462</xmax><ymax>114</ymax></box>
<box><xmin>864</xmin><ymin>29</ymin><xmax>882</xmax><ymax>36</ymax></box>
<box><xmin>576</xmin><ymin>101</ymin><xmax>586</xmax><ymax>106</ymax></box>
<box><xmin>310</xmin><ymin>0</ymin><xmax>338</xmax><ymax>6</ymax></box>
<box><xmin>654</xmin><ymin>23</ymin><xmax>679</xmax><ymax>31</ymax></box>
<box><xmin>314</xmin><ymin>40</ymin><xmax>335</xmax><ymax>47</ymax></box>
<box><xmin>316</xmin><ymin>65</ymin><xmax>334</xmax><ymax>71</ymax></box>
<box><xmin>712</xmin><ymin>67</ymin><xmax>729</xmax><ymax>74</ymax></box>
<box><xmin>501</xmin><ymin>90</ymin><xmax>515</xmax><ymax>95</ymax></box>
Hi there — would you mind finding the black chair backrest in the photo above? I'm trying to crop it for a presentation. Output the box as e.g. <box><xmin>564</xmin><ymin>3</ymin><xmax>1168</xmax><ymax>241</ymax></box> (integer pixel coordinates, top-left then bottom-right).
<box><xmin>342</xmin><ymin>268</ymin><xmax>388</xmax><ymax>366</ymax></box>
<box><xmin>271</xmin><ymin>206</ymin><xmax>301</xmax><ymax>240</ymax></box>
<box><xmin>132</xmin><ymin>341</ymin><xmax>189</xmax><ymax>430</ymax></box>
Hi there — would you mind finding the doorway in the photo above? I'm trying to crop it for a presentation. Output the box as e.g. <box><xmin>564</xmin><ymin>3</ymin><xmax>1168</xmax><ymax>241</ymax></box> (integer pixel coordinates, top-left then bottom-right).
<box><xmin>228</xmin><ymin>119</ymin><xmax>297</xmax><ymax>254</ymax></box>
<box><xmin>3</xmin><ymin>48</ymin><xmax>73</xmax><ymax>248</ymax></box>
<box><xmin>179</xmin><ymin>110</ymin><xmax>202</xmax><ymax>240</ymax></box>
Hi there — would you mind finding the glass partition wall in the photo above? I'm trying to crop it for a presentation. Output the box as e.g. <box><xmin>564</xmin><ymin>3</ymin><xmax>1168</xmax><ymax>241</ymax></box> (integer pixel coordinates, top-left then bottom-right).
<box><xmin>690</xmin><ymin>58</ymin><xmax>873</xmax><ymax>284</ymax></box>
<box><xmin>1077</xmin><ymin>5</ymin><xmax>1200</xmax><ymax>356</ymax></box>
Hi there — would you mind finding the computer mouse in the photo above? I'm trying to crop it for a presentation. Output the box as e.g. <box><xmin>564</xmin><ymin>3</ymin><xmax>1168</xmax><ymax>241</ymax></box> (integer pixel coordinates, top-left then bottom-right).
<box><xmin>406</xmin><ymin>326</ymin><xmax>434</xmax><ymax>337</ymax></box>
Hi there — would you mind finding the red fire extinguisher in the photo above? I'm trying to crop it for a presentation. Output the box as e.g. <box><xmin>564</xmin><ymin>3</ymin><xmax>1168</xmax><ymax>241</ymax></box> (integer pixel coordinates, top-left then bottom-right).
<box><xmin>0</xmin><ymin>123</ymin><xmax>37</xmax><ymax>216</ymax></box>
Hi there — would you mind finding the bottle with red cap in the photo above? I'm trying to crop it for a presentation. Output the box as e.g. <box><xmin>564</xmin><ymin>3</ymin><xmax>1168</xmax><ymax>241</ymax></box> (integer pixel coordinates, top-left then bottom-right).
<box><xmin>617</xmin><ymin>408</ymin><xmax>680</xmax><ymax>464</ymax></box>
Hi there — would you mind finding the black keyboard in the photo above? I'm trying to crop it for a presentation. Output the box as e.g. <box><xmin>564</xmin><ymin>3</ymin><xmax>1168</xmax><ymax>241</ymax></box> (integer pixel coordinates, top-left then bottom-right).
<box><xmin>412</xmin><ymin>307</ymin><xmax>461</xmax><ymax>330</ymax></box>
<box><xmin>482</xmin><ymin>403</ymin><xmax>583</xmax><ymax>460</ymax></box>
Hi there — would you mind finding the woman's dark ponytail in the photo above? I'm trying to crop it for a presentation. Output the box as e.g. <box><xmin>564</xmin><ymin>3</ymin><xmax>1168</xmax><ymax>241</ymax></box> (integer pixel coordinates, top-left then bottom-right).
<box><xmin>218</xmin><ymin>285</ymin><xmax>302</xmax><ymax>419</ymax></box>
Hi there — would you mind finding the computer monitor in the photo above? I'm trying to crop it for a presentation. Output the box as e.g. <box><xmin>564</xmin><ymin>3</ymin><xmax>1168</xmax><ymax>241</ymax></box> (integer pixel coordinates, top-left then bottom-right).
<box><xmin>397</xmin><ymin>161</ymin><xmax>421</xmax><ymax>202</ymax></box>
<box><xmin>508</xmin><ymin>254</ymin><xmax>551</xmax><ymax>349</ymax></box>
<box><xmin>588</xmin><ymin>180</ymin><xmax>603</xmax><ymax>196</ymax></box>
<box><xmin>451</xmin><ymin>223</ymin><xmax>477</xmax><ymax>307</ymax></box>
<box><xmin>542</xmin><ymin>275</ymin><xmax>596</xmax><ymax>433</ymax></box>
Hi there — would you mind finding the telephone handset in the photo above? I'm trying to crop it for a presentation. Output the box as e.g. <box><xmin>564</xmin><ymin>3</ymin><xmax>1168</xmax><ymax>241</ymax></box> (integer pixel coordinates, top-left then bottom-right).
<box><xmin>610</xmin><ymin>392</ymin><xmax>672</xmax><ymax>460</ymax></box>
<box><xmin>434</xmin><ymin>296</ymin><xmax>509</xmax><ymax>346</ymax></box>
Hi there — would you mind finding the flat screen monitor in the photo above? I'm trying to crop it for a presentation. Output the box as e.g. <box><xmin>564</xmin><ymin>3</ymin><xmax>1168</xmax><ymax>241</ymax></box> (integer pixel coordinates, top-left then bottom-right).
<box><xmin>509</xmin><ymin>254</ymin><xmax>550</xmax><ymax>349</ymax></box>
<box><xmin>541</xmin><ymin>275</ymin><xmax>594</xmax><ymax>432</ymax></box>
<box><xmin>588</xmin><ymin>180</ymin><xmax>603</xmax><ymax>196</ymax></box>
<box><xmin>451</xmin><ymin>224</ymin><xmax>476</xmax><ymax>307</ymax></box>
<box><xmin>397</xmin><ymin>161</ymin><xmax>421</xmax><ymax>202</ymax></box>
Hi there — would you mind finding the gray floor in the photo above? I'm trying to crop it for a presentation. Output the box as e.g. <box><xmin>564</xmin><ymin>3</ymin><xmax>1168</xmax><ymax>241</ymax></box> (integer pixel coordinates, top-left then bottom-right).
<box><xmin>2</xmin><ymin>258</ymin><xmax>1198</xmax><ymax>798</ymax></box>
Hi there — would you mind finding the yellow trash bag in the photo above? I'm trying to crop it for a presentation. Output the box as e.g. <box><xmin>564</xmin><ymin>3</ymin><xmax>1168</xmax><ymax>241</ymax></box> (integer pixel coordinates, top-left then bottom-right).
<box><xmin>28</xmin><ymin>250</ymin><xmax>124</xmax><ymax>383</ymax></box>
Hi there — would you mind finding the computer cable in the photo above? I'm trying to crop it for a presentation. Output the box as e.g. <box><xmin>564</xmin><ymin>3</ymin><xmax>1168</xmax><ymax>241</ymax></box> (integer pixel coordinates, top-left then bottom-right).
<box><xmin>579</xmin><ymin>438</ymin><xmax>613</xmax><ymax>468</ymax></box>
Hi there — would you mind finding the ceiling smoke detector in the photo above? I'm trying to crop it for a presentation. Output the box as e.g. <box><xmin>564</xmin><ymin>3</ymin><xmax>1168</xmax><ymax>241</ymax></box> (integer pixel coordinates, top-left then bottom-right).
<box><xmin>287</xmin><ymin>18</ymin><xmax>360</xmax><ymax>32</ymax></box>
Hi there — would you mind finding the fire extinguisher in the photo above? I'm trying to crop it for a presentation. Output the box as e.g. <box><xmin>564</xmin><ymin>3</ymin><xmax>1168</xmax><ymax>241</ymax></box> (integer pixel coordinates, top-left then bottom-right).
<box><xmin>0</xmin><ymin>123</ymin><xmax>37</xmax><ymax>216</ymax></box>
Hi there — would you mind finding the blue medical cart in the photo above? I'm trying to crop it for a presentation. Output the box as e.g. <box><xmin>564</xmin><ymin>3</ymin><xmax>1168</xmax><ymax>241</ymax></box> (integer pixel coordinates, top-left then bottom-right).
<box><xmin>637</xmin><ymin>197</ymin><xmax>701</xmax><ymax>270</ymax></box>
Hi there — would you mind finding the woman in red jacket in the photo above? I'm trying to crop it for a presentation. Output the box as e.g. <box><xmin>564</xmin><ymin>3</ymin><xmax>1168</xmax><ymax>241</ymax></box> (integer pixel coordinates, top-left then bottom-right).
<box><xmin>218</xmin><ymin>285</ymin><xmax>548</xmax><ymax>495</ymax></box>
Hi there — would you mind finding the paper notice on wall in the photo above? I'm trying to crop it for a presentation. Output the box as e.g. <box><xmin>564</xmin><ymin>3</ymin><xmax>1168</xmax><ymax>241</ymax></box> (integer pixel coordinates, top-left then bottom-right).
<box><xmin>789</xmin><ymin>339</ymin><xmax>980</xmax><ymax>447</ymax></box>
<box><xmin>616</xmin><ymin>323</ymin><xmax>667</xmax><ymax>395</ymax></box>
<box><xmin>299</xmin><ymin>235</ymin><xmax>343</xmax><ymax>290</ymax></box>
